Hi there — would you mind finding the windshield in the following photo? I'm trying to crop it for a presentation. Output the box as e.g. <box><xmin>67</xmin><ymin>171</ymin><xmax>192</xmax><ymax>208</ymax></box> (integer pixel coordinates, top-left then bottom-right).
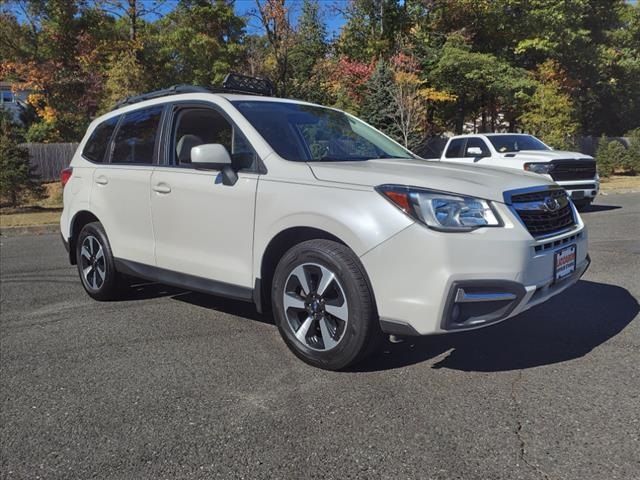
<box><xmin>232</xmin><ymin>101</ymin><xmax>414</xmax><ymax>162</ymax></box>
<box><xmin>487</xmin><ymin>135</ymin><xmax>550</xmax><ymax>153</ymax></box>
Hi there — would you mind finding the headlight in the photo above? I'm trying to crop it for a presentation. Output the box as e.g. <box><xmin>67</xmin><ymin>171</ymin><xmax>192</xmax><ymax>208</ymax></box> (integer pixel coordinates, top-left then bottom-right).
<box><xmin>524</xmin><ymin>162</ymin><xmax>555</xmax><ymax>174</ymax></box>
<box><xmin>376</xmin><ymin>185</ymin><xmax>502</xmax><ymax>232</ymax></box>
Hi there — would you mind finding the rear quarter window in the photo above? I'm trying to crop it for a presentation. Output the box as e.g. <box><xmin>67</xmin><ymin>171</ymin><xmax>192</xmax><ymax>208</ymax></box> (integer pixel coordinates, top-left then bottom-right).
<box><xmin>82</xmin><ymin>116</ymin><xmax>120</xmax><ymax>163</ymax></box>
<box><xmin>111</xmin><ymin>106</ymin><xmax>164</xmax><ymax>164</ymax></box>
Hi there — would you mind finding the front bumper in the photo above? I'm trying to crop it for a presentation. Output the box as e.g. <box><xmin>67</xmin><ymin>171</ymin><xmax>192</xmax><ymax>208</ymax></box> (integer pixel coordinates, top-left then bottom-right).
<box><xmin>361</xmin><ymin>202</ymin><xmax>589</xmax><ymax>336</ymax></box>
<box><xmin>555</xmin><ymin>179</ymin><xmax>599</xmax><ymax>202</ymax></box>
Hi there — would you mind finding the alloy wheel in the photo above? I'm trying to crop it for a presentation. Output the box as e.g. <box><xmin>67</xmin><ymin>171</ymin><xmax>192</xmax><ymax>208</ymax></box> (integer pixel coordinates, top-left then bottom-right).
<box><xmin>283</xmin><ymin>262</ymin><xmax>349</xmax><ymax>351</ymax></box>
<box><xmin>80</xmin><ymin>235</ymin><xmax>106</xmax><ymax>290</ymax></box>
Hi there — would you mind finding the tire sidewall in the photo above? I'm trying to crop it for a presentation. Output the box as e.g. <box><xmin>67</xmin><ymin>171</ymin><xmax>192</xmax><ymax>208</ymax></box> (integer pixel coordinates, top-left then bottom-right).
<box><xmin>272</xmin><ymin>242</ymin><xmax>374</xmax><ymax>370</ymax></box>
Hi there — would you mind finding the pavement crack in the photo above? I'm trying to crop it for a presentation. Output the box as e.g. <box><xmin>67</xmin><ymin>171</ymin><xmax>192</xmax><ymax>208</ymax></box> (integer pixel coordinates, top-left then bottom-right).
<box><xmin>511</xmin><ymin>371</ymin><xmax>552</xmax><ymax>480</ymax></box>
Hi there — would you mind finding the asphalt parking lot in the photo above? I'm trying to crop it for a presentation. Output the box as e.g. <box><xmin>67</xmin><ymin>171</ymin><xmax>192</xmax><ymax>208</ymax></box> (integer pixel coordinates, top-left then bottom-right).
<box><xmin>1</xmin><ymin>193</ymin><xmax>639</xmax><ymax>480</ymax></box>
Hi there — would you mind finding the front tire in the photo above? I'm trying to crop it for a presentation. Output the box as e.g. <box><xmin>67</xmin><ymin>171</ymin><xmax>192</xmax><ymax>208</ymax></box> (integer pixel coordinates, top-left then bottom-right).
<box><xmin>271</xmin><ymin>239</ymin><xmax>380</xmax><ymax>370</ymax></box>
<box><xmin>76</xmin><ymin>222</ymin><xmax>121</xmax><ymax>301</ymax></box>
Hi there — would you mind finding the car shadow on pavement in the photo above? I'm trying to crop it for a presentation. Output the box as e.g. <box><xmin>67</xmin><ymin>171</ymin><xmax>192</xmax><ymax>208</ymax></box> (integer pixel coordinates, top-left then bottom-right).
<box><xmin>579</xmin><ymin>203</ymin><xmax>622</xmax><ymax>213</ymax></box>
<box><xmin>354</xmin><ymin>280</ymin><xmax>638</xmax><ymax>373</ymax></box>
<box><xmin>120</xmin><ymin>279</ymin><xmax>270</xmax><ymax>324</ymax></box>
<box><xmin>172</xmin><ymin>291</ymin><xmax>271</xmax><ymax>325</ymax></box>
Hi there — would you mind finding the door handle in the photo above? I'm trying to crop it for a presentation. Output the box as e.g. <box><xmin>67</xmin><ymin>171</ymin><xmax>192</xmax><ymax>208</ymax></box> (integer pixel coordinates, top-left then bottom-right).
<box><xmin>95</xmin><ymin>175</ymin><xmax>108</xmax><ymax>185</ymax></box>
<box><xmin>153</xmin><ymin>183</ymin><xmax>171</xmax><ymax>194</ymax></box>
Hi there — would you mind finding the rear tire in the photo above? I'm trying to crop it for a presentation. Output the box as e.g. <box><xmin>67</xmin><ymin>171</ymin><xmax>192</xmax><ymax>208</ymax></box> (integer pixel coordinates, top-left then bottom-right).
<box><xmin>76</xmin><ymin>222</ymin><xmax>122</xmax><ymax>301</ymax></box>
<box><xmin>271</xmin><ymin>239</ymin><xmax>381</xmax><ymax>370</ymax></box>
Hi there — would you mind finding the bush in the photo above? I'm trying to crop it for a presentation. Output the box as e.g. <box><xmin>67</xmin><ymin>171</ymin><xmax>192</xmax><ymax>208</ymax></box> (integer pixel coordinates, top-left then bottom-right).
<box><xmin>595</xmin><ymin>136</ymin><xmax>627</xmax><ymax>177</ymax></box>
<box><xmin>25</xmin><ymin>120</ymin><xmax>61</xmax><ymax>143</ymax></box>
<box><xmin>0</xmin><ymin>114</ymin><xmax>44</xmax><ymax>207</ymax></box>
<box><xmin>623</xmin><ymin>128</ymin><xmax>640</xmax><ymax>175</ymax></box>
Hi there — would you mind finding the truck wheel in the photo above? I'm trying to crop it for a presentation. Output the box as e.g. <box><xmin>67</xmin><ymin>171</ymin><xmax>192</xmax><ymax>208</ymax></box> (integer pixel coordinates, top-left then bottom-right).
<box><xmin>271</xmin><ymin>239</ymin><xmax>381</xmax><ymax>370</ymax></box>
<box><xmin>76</xmin><ymin>222</ymin><xmax>122</xmax><ymax>301</ymax></box>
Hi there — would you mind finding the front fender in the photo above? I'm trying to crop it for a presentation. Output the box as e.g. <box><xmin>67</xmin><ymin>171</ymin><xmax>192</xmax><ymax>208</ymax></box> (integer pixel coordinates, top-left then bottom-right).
<box><xmin>253</xmin><ymin>180</ymin><xmax>413</xmax><ymax>278</ymax></box>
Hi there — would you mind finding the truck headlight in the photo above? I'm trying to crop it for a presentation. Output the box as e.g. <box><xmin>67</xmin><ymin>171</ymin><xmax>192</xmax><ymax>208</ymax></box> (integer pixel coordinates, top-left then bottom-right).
<box><xmin>376</xmin><ymin>185</ymin><xmax>502</xmax><ymax>232</ymax></box>
<box><xmin>524</xmin><ymin>162</ymin><xmax>555</xmax><ymax>174</ymax></box>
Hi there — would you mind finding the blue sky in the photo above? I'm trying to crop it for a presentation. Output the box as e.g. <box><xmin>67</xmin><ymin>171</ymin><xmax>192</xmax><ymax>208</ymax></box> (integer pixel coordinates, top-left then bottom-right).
<box><xmin>153</xmin><ymin>0</ymin><xmax>349</xmax><ymax>37</ymax></box>
<box><xmin>6</xmin><ymin>0</ymin><xmax>350</xmax><ymax>37</ymax></box>
<box><xmin>236</xmin><ymin>0</ymin><xmax>349</xmax><ymax>36</ymax></box>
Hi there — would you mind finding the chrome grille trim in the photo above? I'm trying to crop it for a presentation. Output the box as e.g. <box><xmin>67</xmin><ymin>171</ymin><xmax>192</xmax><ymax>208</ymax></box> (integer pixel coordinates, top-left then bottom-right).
<box><xmin>505</xmin><ymin>186</ymin><xmax>577</xmax><ymax>238</ymax></box>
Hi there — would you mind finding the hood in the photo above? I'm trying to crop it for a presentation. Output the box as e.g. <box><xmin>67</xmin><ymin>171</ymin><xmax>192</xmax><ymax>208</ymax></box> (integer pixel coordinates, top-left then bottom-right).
<box><xmin>308</xmin><ymin>158</ymin><xmax>556</xmax><ymax>203</ymax></box>
<box><xmin>498</xmin><ymin>150</ymin><xmax>594</xmax><ymax>161</ymax></box>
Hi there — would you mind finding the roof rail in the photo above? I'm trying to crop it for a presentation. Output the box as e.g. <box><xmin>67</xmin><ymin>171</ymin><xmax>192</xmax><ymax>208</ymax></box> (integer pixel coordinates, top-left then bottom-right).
<box><xmin>113</xmin><ymin>85</ymin><xmax>211</xmax><ymax>109</ymax></box>
<box><xmin>111</xmin><ymin>74</ymin><xmax>274</xmax><ymax>111</ymax></box>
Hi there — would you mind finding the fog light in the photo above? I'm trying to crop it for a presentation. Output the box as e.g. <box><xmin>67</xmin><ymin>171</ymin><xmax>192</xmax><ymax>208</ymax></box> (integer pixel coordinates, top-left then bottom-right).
<box><xmin>442</xmin><ymin>281</ymin><xmax>526</xmax><ymax>330</ymax></box>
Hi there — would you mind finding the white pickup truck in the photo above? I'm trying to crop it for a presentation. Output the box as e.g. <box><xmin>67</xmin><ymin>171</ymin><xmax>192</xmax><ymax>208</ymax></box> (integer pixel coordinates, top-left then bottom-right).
<box><xmin>440</xmin><ymin>133</ymin><xmax>599</xmax><ymax>209</ymax></box>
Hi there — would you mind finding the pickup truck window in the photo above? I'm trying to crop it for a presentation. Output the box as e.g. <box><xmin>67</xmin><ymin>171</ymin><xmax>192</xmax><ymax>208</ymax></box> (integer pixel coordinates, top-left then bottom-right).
<box><xmin>464</xmin><ymin>137</ymin><xmax>490</xmax><ymax>157</ymax></box>
<box><xmin>232</xmin><ymin>101</ymin><xmax>414</xmax><ymax>162</ymax></box>
<box><xmin>487</xmin><ymin>135</ymin><xmax>549</xmax><ymax>153</ymax></box>
<box><xmin>445</xmin><ymin>138</ymin><xmax>464</xmax><ymax>158</ymax></box>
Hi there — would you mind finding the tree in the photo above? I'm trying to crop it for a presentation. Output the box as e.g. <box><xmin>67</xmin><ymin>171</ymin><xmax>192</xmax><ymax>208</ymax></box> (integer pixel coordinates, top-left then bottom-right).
<box><xmin>359</xmin><ymin>60</ymin><xmax>398</xmax><ymax>139</ymax></box>
<box><xmin>623</xmin><ymin>128</ymin><xmax>640</xmax><ymax>175</ymax></box>
<box><xmin>153</xmin><ymin>0</ymin><xmax>245</xmax><ymax>88</ymax></box>
<box><xmin>519</xmin><ymin>81</ymin><xmax>578</xmax><ymax>150</ymax></box>
<box><xmin>0</xmin><ymin>112</ymin><xmax>43</xmax><ymax>207</ymax></box>
<box><xmin>254</xmin><ymin>0</ymin><xmax>295</xmax><ymax>96</ymax></box>
<box><xmin>289</xmin><ymin>0</ymin><xmax>328</xmax><ymax>102</ymax></box>
<box><xmin>92</xmin><ymin>0</ymin><xmax>167</xmax><ymax>42</ymax></box>
<box><xmin>336</xmin><ymin>0</ymin><xmax>409</xmax><ymax>61</ymax></box>
<box><xmin>594</xmin><ymin>136</ymin><xmax>626</xmax><ymax>177</ymax></box>
<box><xmin>1</xmin><ymin>0</ymin><xmax>114</xmax><ymax>141</ymax></box>
<box><xmin>389</xmin><ymin>53</ymin><xmax>455</xmax><ymax>148</ymax></box>
<box><xmin>101</xmin><ymin>46</ymin><xmax>147</xmax><ymax>110</ymax></box>
<box><xmin>430</xmin><ymin>35</ymin><xmax>534</xmax><ymax>133</ymax></box>
<box><xmin>326</xmin><ymin>57</ymin><xmax>374</xmax><ymax>113</ymax></box>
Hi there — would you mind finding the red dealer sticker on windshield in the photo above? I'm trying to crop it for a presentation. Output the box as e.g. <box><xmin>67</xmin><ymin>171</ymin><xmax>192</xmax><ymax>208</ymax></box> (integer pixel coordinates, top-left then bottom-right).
<box><xmin>554</xmin><ymin>245</ymin><xmax>577</xmax><ymax>283</ymax></box>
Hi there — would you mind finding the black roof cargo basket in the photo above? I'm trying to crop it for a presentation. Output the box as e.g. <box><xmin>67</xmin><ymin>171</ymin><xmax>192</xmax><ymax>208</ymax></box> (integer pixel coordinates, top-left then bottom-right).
<box><xmin>112</xmin><ymin>73</ymin><xmax>274</xmax><ymax>110</ymax></box>
<box><xmin>222</xmin><ymin>73</ymin><xmax>274</xmax><ymax>96</ymax></box>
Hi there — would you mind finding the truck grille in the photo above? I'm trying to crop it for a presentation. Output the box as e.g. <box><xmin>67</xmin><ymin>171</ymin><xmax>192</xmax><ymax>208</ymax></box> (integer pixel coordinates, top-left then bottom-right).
<box><xmin>511</xmin><ymin>189</ymin><xmax>576</xmax><ymax>237</ymax></box>
<box><xmin>550</xmin><ymin>160</ymin><xmax>596</xmax><ymax>181</ymax></box>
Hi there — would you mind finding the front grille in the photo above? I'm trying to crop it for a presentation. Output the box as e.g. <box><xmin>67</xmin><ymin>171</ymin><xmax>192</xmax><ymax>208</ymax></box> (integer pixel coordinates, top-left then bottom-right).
<box><xmin>550</xmin><ymin>160</ymin><xmax>596</xmax><ymax>181</ymax></box>
<box><xmin>511</xmin><ymin>189</ymin><xmax>576</xmax><ymax>237</ymax></box>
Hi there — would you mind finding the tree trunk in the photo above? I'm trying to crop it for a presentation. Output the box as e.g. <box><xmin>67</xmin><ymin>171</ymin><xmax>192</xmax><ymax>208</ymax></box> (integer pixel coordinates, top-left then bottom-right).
<box><xmin>455</xmin><ymin>98</ymin><xmax>465</xmax><ymax>134</ymax></box>
<box><xmin>128</xmin><ymin>0</ymin><xmax>137</xmax><ymax>42</ymax></box>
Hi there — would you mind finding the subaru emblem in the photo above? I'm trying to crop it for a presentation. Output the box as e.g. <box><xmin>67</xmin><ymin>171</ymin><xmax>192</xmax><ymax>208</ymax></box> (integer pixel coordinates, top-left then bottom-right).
<box><xmin>544</xmin><ymin>196</ymin><xmax>560</xmax><ymax>212</ymax></box>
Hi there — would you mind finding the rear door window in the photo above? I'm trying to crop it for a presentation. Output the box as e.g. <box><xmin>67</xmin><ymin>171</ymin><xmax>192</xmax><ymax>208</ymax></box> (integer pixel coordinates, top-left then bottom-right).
<box><xmin>82</xmin><ymin>116</ymin><xmax>119</xmax><ymax>163</ymax></box>
<box><xmin>445</xmin><ymin>138</ymin><xmax>464</xmax><ymax>158</ymax></box>
<box><xmin>110</xmin><ymin>106</ymin><xmax>164</xmax><ymax>164</ymax></box>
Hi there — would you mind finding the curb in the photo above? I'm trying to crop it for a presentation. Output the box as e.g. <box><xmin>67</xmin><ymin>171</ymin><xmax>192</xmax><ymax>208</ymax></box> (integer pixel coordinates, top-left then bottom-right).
<box><xmin>600</xmin><ymin>188</ymin><xmax>640</xmax><ymax>194</ymax></box>
<box><xmin>0</xmin><ymin>224</ymin><xmax>59</xmax><ymax>237</ymax></box>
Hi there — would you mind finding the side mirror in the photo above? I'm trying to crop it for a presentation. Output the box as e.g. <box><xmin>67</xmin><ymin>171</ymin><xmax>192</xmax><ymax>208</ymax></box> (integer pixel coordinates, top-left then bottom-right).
<box><xmin>191</xmin><ymin>143</ymin><xmax>232</xmax><ymax>168</ymax></box>
<box><xmin>466</xmin><ymin>146</ymin><xmax>483</xmax><ymax>157</ymax></box>
<box><xmin>191</xmin><ymin>143</ymin><xmax>238</xmax><ymax>186</ymax></box>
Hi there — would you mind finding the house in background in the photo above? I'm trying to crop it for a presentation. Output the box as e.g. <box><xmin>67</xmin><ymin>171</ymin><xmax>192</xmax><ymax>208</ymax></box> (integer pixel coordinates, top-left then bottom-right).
<box><xmin>0</xmin><ymin>81</ymin><xmax>32</xmax><ymax>125</ymax></box>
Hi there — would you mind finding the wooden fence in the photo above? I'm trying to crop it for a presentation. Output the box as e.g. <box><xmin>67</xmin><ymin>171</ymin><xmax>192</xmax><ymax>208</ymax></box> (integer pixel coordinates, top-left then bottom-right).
<box><xmin>21</xmin><ymin>142</ymin><xmax>78</xmax><ymax>182</ymax></box>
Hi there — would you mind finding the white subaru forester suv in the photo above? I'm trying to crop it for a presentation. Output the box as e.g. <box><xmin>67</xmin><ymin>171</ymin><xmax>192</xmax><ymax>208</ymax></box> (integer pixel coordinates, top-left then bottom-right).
<box><xmin>60</xmin><ymin>76</ymin><xmax>590</xmax><ymax>370</ymax></box>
